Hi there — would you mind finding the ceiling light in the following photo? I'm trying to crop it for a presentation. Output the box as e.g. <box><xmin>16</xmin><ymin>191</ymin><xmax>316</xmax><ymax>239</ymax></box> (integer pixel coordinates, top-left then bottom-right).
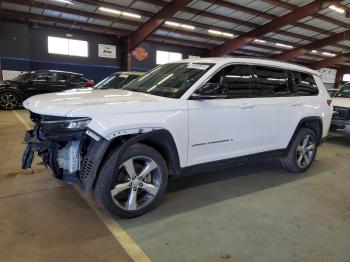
<box><xmin>222</xmin><ymin>32</ymin><xmax>234</xmax><ymax>38</ymax></box>
<box><xmin>99</xmin><ymin>7</ymin><xmax>141</xmax><ymax>19</ymax></box>
<box><xmin>122</xmin><ymin>12</ymin><xmax>141</xmax><ymax>19</ymax></box>
<box><xmin>311</xmin><ymin>50</ymin><xmax>318</xmax><ymax>53</ymax></box>
<box><xmin>322</xmin><ymin>52</ymin><xmax>336</xmax><ymax>57</ymax></box>
<box><xmin>165</xmin><ymin>21</ymin><xmax>180</xmax><ymax>27</ymax></box>
<box><xmin>254</xmin><ymin>39</ymin><xmax>266</xmax><ymax>43</ymax></box>
<box><xmin>275</xmin><ymin>43</ymin><xmax>293</xmax><ymax>49</ymax></box>
<box><xmin>208</xmin><ymin>29</ymin><xmax>222</xmax><ymax>35</ymax></box>
<box><xmin>208</xmin><ymin>29</ymin><xmax>233</xmax><ymax>38</ymax></box>
<box><xmin>99</xmin><ymin>7</ymin><xmax>121</xmax><ymax>15</ymax></box>
<box><xmin>329</xmin><ymin>5</ymin><xmax>345</xmax><ymax>14</ymax></box>
<box><xmin>52</xmin><ymin>0</ymin><xmax>74</xmax><ymax>4</ymax></box>
<box><xmin>164</xmin><ymin>21</ymin><xmax>194</xmax><ymax>30</ymax></box>
<box><xmin>180</xmin><ymin>24</ymin><xmax>195</xmax><ymax>30</ymax></box>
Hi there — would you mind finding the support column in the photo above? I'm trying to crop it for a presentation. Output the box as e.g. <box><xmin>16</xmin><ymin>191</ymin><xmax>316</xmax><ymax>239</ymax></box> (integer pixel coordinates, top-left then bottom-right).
<box><xmin>0</xmin><ymin>57</ymin><xmax>3</xmax><ymax>81</ymax></box>
<box><xmin>334</xmin><ymin>69</ymin><xmax>343</xmax><ymax>89</ymax></box>
<box><xmin>121</xmin><ymin>37</ymin><xmax>132</xmax><ymax>72</ymax></box>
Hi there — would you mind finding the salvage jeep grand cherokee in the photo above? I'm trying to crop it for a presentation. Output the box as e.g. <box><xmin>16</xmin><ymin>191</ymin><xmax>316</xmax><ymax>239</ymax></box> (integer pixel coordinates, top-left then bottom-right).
<box><xmin>22</xmin><ymin>58</ymin><xmax>333</xmax><ymax>218</ymax></box>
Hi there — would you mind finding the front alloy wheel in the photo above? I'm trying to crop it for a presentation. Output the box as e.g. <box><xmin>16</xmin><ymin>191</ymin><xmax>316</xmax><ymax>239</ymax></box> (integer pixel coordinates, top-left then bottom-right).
<box><xmin>111</xmin><ymin>157</ymin><xmax>161</xmax><ymax>211</ymax></box>
<box><xmin>95</xmin><ymin>143</ymin><xmax>168</xmax><ymax>218</ymax></box>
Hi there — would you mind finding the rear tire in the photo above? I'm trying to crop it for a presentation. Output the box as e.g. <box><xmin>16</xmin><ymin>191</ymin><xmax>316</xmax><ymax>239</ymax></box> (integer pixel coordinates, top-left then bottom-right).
<box><xmin>94</xmin><ymin>143</ymin><xmax>168</xmax><ymax>218</ymax></box>
<box><xmin>0</xmin><ymin>91</ymin><xmax>21</xmax><ymax>110</ymax></box>
<box><xmin>281</xmin><ymin>127</ymin><xmax>318</xmax><ymax>173</ymax></box>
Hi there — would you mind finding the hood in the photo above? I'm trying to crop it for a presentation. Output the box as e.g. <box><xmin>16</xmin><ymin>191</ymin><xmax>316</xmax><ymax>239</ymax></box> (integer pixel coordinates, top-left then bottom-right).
<box><xmin>23</xmin><ymin>88</ymin><xmax>172</xmax><ymax>116</ymax></box>
<box><xmin>332</xmin><ymin>97</ymin><xmax>350</xmax><ymax>108</ymax></box>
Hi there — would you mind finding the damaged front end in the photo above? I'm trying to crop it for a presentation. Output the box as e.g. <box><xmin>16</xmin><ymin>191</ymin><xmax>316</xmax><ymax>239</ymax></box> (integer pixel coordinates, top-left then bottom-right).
<box><xmin>22</xmin><ymin>112</ymin><xmax>108</xmax><ymax>190</ymax></box>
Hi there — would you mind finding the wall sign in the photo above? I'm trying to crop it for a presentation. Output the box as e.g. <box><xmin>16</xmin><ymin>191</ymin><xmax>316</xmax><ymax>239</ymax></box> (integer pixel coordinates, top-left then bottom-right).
<box><xmin>132</xmin><ymin>47</ymin><xmax>148</xmax><ymax>61</ymax></box>
<box><xmin>98</xmin><ymin>44</ymin><xmax>116</xmax><ymax>58</ymax></box>
<box><xmin>318</xmin><ymin>68</ymin><xmax>337</xmax><ymax>84</ymax></box>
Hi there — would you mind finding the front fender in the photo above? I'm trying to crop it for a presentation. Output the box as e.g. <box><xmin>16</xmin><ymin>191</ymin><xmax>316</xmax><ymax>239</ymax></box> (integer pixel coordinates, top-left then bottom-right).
<box><xmin>80</xmin><ymin>129</ymin><xmax>182</xmax><ymax>192</ymax></box>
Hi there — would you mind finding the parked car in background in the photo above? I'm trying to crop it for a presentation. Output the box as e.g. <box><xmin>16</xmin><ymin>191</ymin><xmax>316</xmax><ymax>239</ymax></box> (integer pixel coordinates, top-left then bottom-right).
<box><xmin>94</xmin><ymin>72</ymin><xmax>144</xmax><ymax>90</ymax></box>
<box><xmin>0</xmin><ymin>70</ymin><xmax>94</xmax><ymax>109</ymax></box>
<box><xmin>22</xmin><ymin>58</ymin><xmax>332</xmax><ymax>218</ymax></box>
<box><xmin>330</xmin><ymin>83</ymin><xmax>350</xmax><ymax>135</ymax></box>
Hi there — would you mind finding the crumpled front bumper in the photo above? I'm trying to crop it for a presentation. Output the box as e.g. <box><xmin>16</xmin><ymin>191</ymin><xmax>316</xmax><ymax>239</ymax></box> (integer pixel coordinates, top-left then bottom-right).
<box><xmin>21</xmin><ymin>124</ymin><xmax>110</xmax><ymax>191</ymax></box>
<box><xmin>22</xmin><ymin>130</ymin><xmax>51</xmax><ymax>169</ymax></box>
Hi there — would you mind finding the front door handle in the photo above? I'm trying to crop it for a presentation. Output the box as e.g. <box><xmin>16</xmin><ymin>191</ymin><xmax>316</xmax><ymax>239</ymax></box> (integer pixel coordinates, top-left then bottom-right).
<box><xmin>239</xmin><ymin>103</ymin><xmax>254</xmax><ymax>109</ymax></box>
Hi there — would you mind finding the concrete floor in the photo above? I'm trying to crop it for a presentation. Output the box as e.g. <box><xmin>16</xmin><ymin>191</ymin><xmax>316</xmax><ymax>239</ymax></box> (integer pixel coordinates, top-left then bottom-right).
<box><xmin>0</xmin><ymin>110</ymin><xmax>349</xmax><ymax>262</ymax></box>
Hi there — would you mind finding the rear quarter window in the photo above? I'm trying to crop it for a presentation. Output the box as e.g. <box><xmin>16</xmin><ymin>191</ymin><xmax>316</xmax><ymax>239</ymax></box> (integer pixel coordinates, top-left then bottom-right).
<box><xmin>292</xmin><ymin>71</ymin><xmax>319</xmax><ymax>96</ymax></box>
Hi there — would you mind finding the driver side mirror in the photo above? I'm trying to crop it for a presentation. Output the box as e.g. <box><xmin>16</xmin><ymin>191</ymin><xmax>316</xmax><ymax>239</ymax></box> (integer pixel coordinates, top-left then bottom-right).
<box><xmin>191</xmin><ymin>82</ymin><xmax>227</xmax><ymax>100</ymax></box>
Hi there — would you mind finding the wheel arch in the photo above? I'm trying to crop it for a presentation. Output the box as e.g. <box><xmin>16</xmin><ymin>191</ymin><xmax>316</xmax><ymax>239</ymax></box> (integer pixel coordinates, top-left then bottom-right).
<box><xmin>287</xmin><ymin>116</ymin><xmax>323</xmax><ymax>150</ymax></box>
<box><xmin>0</xmin><ymin>87</ymin><xmax>24</xmax><ymax>101</ymax></box>
<box><xmin>83</xmin><ymin>129</ymin><xmax>182</xmax><ymax>192</ymax></box>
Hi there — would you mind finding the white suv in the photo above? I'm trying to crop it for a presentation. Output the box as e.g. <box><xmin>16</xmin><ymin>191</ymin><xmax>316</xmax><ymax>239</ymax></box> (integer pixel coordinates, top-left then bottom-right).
<box><xmin>22</xmin><ymin>58</ymin><xmax>333</xmax><ymax>218</ymax></box>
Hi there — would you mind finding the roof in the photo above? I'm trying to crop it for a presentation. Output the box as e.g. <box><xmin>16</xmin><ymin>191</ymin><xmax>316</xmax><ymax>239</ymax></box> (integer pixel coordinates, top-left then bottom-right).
<box><xmin>31</xmin><ymin>70</ymin><xmax>83</xmax><ymax>75</ymax></box>
<box><xmin>114</xmin><ymin>72</ymin><xmax>146</xmax><ymax>76</ymax></box>
<box><xmin>177</xmin><ymin>57</ymin><xmax>320</xmax><ymax>75</ymax></box>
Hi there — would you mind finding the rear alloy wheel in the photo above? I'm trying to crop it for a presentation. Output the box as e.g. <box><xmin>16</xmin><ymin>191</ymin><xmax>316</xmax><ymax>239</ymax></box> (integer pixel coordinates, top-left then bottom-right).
<box><xmin>0</xmin><ymin>91</ymin><xmax>21</xmax><ymax>110</ymax></box>
<box><xmin>295</xmin><ymin>134</ymin><xmax>316</xmax><ymax>169</ymax></box>
<box><xmin>281</xmin><ymin>127</ymin><xmax>318</xmax><ymax>173</ymax></box>
<box><xmin>95</xmin><ymin>143</ymin><xmax>168</xmax><ymax>218</ymax></box>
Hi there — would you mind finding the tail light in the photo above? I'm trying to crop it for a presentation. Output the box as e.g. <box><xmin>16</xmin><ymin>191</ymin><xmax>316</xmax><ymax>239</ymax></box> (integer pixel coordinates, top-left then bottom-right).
<box><xmin>327</xmin><ymin>99</ymin><xmax>332</xmax><ymax>106</ymax></box>
<box><xmin>86</xmin><ymin>80</ymin><xmax>94</xmax><ymax>87</ymax></box>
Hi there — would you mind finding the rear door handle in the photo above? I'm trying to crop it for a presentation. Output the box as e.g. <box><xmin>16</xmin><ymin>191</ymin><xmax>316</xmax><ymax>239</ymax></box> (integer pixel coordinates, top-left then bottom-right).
<box><xmin>291</xmin><ymin>101</ymin><xmax>302</xmax><ymax>107</ymax></box>
<box><xmin>239</xmin><ymin>103</ymin><xmax>254</xmax><ymax>109</ymax></box>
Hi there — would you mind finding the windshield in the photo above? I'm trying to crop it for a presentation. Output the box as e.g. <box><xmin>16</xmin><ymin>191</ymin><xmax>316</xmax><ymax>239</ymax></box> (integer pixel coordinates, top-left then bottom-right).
<box><xmin>12</xmin><ymin>73</ymin><xmax>30</xmax><ymax>82</ymax></box>
<box><xmin>335</xmin><ymin>83</ymin><xmax>350</xmax><ymax>98</ymax></box>
<box><xmin>122</xmin><ymin>62</ymin><xmax>214</xmax><ymax>98</ymax></box>
<box><xmin>94</xmin><ymin>73</ymin><xmax>140</xmax><ymax>89</ymax></box>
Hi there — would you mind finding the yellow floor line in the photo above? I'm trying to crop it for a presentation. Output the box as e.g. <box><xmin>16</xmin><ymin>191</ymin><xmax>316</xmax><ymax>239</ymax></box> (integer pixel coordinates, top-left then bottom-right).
<box><xmin>12</xmin><ymin>110</ymin><xmax>151</xmax><ymax>262</ymax></box>
<box><xmin>75</xmin><ymin>187</ymin><xmax>151</xmax><ymax>262</ymax></box>
<box><xmin>12</xmin><ymin>110</ymin><xmax>31</xmax><ymax>130</ymax></box>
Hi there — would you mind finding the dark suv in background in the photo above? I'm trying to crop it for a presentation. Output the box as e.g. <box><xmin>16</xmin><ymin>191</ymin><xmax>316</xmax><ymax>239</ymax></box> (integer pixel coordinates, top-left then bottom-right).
<box><xmin>0</xmin><ymin>70</ymin><xmax>94</xmax><ymax>109</ymax></box>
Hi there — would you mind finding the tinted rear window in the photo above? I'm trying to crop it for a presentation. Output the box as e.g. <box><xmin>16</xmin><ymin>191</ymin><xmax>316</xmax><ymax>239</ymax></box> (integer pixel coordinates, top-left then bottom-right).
<box><xmin>292</xmin><ymin>71</ymin><xmax>318</xmax><ymax>96</ymax></box>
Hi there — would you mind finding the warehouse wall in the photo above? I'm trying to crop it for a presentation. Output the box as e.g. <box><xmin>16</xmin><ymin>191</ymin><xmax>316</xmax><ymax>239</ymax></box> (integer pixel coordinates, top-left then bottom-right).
<box><xmin>131</xmin><ymin>41</ymin><xmax>207</xmax><ymax>71</ymax></box>
<box><xmin>0</xmin><ymin>21</ymin><xmax>122</xmax><ymax>82</ymax></box>
<box><xmin>0</xmin><ymin>21</ymin><xmax>207</xmax><ymax>82</ymax></box>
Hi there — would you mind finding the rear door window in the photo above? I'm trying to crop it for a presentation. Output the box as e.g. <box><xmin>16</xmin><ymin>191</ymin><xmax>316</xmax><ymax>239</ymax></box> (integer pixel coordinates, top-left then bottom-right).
<box><xmin>56</xmin><ymin>73</ymin><xmax>72</xmax><ymax>83</ymax></box>
<box><xmin>292</xmin><ymin>71</ymin><xmax>318</xmax><ymax>96</ymax></box>
<box><xmin>251</xmin><ymin>66</ymin><xmax>291</xmax><ymax>97</ymax></box>
<box><xmin>31</xmin><ymin>72</ymin><xmax>54</xmax><ymax>82</ymax></box>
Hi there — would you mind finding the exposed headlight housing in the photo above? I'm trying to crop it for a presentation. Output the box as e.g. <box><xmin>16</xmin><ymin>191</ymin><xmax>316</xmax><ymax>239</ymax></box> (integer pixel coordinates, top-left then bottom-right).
<box><xmin>41</xmin><ymin>117</ymin><xmax>91</xmax><ymax>133</ymax></box>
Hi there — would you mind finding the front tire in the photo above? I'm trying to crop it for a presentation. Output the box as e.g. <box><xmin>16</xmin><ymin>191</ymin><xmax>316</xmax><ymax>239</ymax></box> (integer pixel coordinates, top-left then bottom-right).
<box><xmin>0</xmin><ymin>91</ymin><xmax>21</xmax><ymax>110</ymax></box>
<box><xmin>281</xmin><ymin>127</ymin><xmax>318</xmax><ymax>173</ymax></box>
<box><xmin>94</xmin><ymin>143</ymin><xmax>168</xmax><ymax>218</ymax></box>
